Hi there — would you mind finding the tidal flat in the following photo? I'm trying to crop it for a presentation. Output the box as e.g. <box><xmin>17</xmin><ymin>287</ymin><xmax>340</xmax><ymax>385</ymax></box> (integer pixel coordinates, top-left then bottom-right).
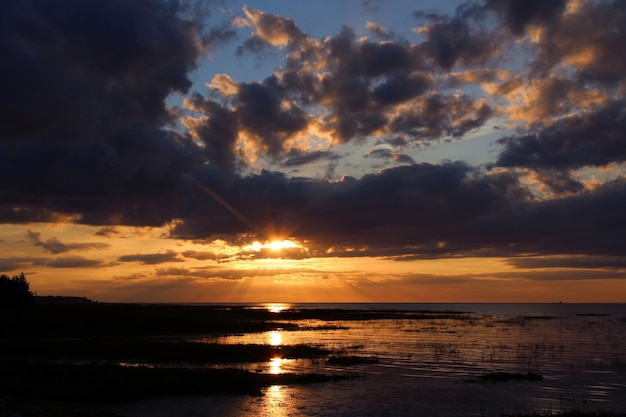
<box><xmin>1</xmin><ymin>303</ymin><xmax>625</xmax><ymax>416</ymax></box>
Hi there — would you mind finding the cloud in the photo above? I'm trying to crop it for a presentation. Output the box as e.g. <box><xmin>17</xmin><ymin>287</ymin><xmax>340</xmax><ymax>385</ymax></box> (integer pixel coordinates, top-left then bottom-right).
<box><xmin>0</xmin><ymin>256</ymin><xmax>48</xmax><ymax>271</ymax></box>
<box><xmin>118</xmin><ymin>250</ymin><xmax>183</xmax><ymax>265</ymax></box>
<box><xmin>473</xmin><ymin>177</ymin><xmax>626</xmax><ymax>257</ymax></box>
<box><xmin>364</xmin><ymin>149</ymin><xmax>414</xmax><ymax>164</ymax></box>
<box><xmin>173</xmin><ymin>157</ymin><xmax>626</xmax><ymax>261</ymax></box>
<box><xmin>366</xmin><ymin>21</ymin><xmax>396</xmax><ymax>41</ymax></box>
<box><xmin>239</xmin><ymin>6</ymin><xmax>309</xmax><ymax>49</ymax></box>
<box><xmin>529</xmin><ymin>0</ymin><xmax>626</xmax><ymax>85</ymax></box>
<box><xmin>495</xmin><ymin>99</ymin><xmax>626</xmax><ymax>171</ymax></box>
<box><xmin>507</xmin><ymin>256</ymin><xmax>626</xmax><ymax>270</ymax></box>
<box><xmin>0</xmin><ymin>0</ymin><xmax>215</xmax><ymax>225</ymax></box>
<box><xmin>172</xmin><ymin>162</ymin><xmax>532</xmax><ymax>257</ymax></box>
<box><xmin>0</xmin><ymin>207</ymin><xmax>68</xmax><ymax>224</ymax></box>
<box><xmin>155</xmin><ymin>265</ymin><xmax>325</xmax><ymax>280</ymax></box>
<box><xmin>281</xmin><ymin>150</ymin><xmax>338</xmax><ymax>167</ymax></box>
<box><xmin>46</xmin><ymin>256</ymin><xmax>110</xmax><ymax>269</ymax></box>
<box><xmin>484</xmin><ymin>0</ymin><xmax>568</xmax><ymax>36</ymax></box>
<box><xmin>94</xmin><ymin>226</ymin><xmax>120</xmax><ymax>238</ymax></box>
<box><xmin>416</xmin><ymin>7</ymin><xmax>501</xmax><ymax>71</ymax></box>
<box><xmin>2</xmin><ymin>0</ymin><xmax>626</xmax><ymax>271</ymax></box>
<box><xmin>28</xmin><ymin>230</ymin><xmax>110</xmax><ymax>254</ymax></box>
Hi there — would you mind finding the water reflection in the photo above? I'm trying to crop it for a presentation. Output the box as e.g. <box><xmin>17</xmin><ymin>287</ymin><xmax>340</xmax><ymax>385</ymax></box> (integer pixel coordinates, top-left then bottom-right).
<box><xmin>264</xmin><ymin>385</ymin><xmax>288</xmax><ymax>417</ymax></box>
<box><xmin>269</xmin><ymin>330</ymin><xmax>282</xmax><ymax>346</ymax></box>
<box><xmin>269</xmin><ymin>357</ymin><xmax>283</xmax><ymax>374</ymax></box>
<box><xmin>113</xmin><ymin>308</ymin><xmax>626</xmax><ymax>417</ymax></box>
<box><xmin>265</xmin><ymin>303</ymin><xmax>290</xmax><ymax>313</ymax></box>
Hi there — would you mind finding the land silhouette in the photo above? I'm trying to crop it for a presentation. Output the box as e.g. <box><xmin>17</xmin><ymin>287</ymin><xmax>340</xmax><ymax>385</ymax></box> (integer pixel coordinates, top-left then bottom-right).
<box><xmin>1</xmin><ymin>275</ymin><xmax>623</xmax><ymax>417</ymax></box>
<box><xmin>0</xmin><ymin>275</ymin><xmax>364</xmax><ymax>415</ymax></box>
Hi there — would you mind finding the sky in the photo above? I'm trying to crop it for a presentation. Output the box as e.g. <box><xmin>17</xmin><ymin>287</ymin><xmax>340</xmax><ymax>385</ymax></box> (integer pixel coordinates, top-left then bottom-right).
<box><xmin>1</xmin><ymin>0</ymin><xmax>626</xmax><ymax>303</ymax></box>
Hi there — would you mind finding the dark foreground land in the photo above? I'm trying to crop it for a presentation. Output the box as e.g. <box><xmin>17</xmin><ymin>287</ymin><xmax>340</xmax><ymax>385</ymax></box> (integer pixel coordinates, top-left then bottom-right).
<box><xmin>0</xmin><ymin>302</ymin><xmax>396</xmax><ymax>416</ymax></box>
<box><xmin>2</xmin><ymin>302</ymin><xmax>624</xmax><ymax>417</ymax></box>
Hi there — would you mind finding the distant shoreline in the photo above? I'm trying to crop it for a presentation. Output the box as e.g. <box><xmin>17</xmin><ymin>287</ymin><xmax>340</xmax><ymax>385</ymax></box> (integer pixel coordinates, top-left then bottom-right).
<box><xmin>35</xmin><ymin>295</ymin><xmax>97</xmax><ymax>305</ymax></box>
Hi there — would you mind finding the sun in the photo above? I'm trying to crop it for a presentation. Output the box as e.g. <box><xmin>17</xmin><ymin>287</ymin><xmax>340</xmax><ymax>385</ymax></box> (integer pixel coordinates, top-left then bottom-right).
<box><xmin>265</xmin><ymin>239</ymin><xmax>299</xmax><ymax>251</ymax></box>
<box><xmin>244</xmin><ymin>239</ymin><xmax>302</xmax><ymax>253</ymax></box>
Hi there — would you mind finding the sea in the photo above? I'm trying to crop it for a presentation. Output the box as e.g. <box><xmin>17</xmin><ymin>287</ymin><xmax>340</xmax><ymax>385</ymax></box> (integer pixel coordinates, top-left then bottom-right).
<box><xmin>111</xmin><ymin>303</ymin><xmax>626</xmax><ymax>417</ymax></box>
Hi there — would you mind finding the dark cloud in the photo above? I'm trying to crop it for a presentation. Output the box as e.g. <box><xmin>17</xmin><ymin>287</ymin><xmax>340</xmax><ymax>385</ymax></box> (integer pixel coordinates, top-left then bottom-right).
<box><xmin>172</xmin><ymin>157</ymin><xmax>626</xmax><ymax>261</ymax></box>
<box><xmin>364</xmin><ymin>149</ymin><xmax>414</xmax><ymax>164</ymax></box>
<box><xmin>236</xmin><ymin>34</ymin><xmax>274</xmax><ymax>57</ymax></box>
<box><xmin>0</xmin><ymin>256</ymin><xmax>47</xmax><ymax>271</ymax></box>
<box><xmin>172</xmin><ymin>162</ymin><xmax>533</xmax><ymax>258</ymax></box>
<box><xmin>0</xmin><ymin>0</ymin><xmax>206</xmax><ymax>143</ymax></box>
<box><xmin>28</xmin><ymin>230</ymin><xmax>110</xmax><ymax>254</ymax></box>
<box><xmin>417</xmin><ymin>7</ymin><xmax>500</xmax><ymax>71</ymax></box>
<box><xmin>281</xmin><ymin>150</ymin><xmax>337</xmax><ymax>167</ymax></box>
<box><xmin>388</xmin><ymin>94</ymin><xmax>494</xmax><ymax>140</ymax></box>
<box><xmin>183</xmin><ymin>94</ymin><xmax>240</xmax><ymax>178</ymax></box>
<box><xmin>0</xmin><ymin>0</ymin><xmax>214</xmax><ymax>225</ymax></box>
<box><xmin>484</xmin><ymin>0</ymin><xmax>568</xmax><ymax>36</ymax></box>
<box><xmin>2</xmin><ymin>0</ymin><xmax>626</xmax><ymax>270</ymax></box>
<box><xmin>94</xmin><ymin>227</ymin><xmax>120</xmax><ymax>238</ymax></box>
<box><xmin>495</xmin><ymin>99</ymin><xmax>626</xmax><ymax>171</ymax></box>
<box><xmin>118</xmin><ymin>250</ymin><xmax>183</xmax><ymax>265</ymax></box>
<box><xmin>181</xmin><ymin>250</ymin><xmax>221</xmax><ymax>261</ymax></box>
<box><xmin>490</xmin><ymin>269</ymin><xmax>626</xmax><ymax>282</ymax></box>
<box><xmin>530</xmin><ymin>0</ymin><xmax>626</xmax><ymax>85</ymax></box>
<box><xmin>236</xmin><ymin>78</ymin><xmax>310</xmax><ymax>156</ymax></box>
<box><xmin>507</xmin><ymin>256</ymin><xmax>626</xmax><ymax>270</ymax></box>
<box><xmin>47</xmin><ymin>256</ymin><xmax>109</xmax><ymax>268</ymax></box>
<box><xmin>0</xmin><ymin>207</ymin><xmax>65</xmax><ymax>224</ymax></box>
<box><xmin>474</xmin><ymin>177</ymin><xmax>626</xmax><ymax>257</ymax></box>
<box><xmin>533</xmin><ymin>170</ymin><xmax>583</xmax><ymax>195</ymax></box>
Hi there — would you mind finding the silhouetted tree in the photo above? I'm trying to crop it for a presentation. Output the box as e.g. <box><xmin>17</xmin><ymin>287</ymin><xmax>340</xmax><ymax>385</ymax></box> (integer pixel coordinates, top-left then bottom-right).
<box><xmin>0</xmin><ymin>272</ymin><xmax>34</xmax><ymax>307</ymax></box>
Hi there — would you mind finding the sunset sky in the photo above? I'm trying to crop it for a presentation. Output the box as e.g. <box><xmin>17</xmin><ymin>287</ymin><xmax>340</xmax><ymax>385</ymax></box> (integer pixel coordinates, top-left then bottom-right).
<box><xmin>2</xmin><ymin>0</ymin><xmax>625</xmax><ymax>303</ymax></box>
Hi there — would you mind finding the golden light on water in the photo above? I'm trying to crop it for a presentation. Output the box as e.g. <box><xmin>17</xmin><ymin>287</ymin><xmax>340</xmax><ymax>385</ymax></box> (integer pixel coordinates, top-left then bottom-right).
<box><xmin>265</xmin><ymin>303</ymin><xmax>291</xmax><ymax>313</ymax></box>
<box><xmin>269</xmin><ymin>330</ymin><xmax>282</xmax><ymax>346</ymax></box>
<box><xmin>263</xmin><ymin>384</ymin><xmax>288</xmax><ymax>417</ymax></box>
<box><xmin>269</xmin><ymin>357</ymin><xmax>283</xmax><ymax>374</ymax></box>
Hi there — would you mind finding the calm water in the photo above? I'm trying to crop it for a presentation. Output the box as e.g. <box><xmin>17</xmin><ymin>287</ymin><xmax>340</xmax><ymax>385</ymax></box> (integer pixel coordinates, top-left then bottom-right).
<box><xmin>113</xmin><ymin>303</ymin><xmax>626</xmax><ymax>417</ymax></box>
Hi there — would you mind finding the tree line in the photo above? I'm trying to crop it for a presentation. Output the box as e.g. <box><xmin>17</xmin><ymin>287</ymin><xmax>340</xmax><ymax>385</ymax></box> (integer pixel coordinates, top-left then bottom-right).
<box><xmin>0</xmin><ymin>272</ymin><xmax>34</xmax><ymax>307</ymax></box>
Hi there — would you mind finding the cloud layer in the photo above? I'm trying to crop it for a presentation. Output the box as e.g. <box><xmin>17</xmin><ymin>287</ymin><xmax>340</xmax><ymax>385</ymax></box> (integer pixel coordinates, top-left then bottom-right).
<box><xmin>1</xmin><ymin>0</ymin><xmax>625</xmax><ymax>266</ymax></box>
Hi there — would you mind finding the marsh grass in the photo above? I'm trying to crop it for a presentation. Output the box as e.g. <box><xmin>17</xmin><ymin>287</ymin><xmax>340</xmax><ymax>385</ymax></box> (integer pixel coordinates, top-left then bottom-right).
<box><xmin>0</xmin><ymin>338</ymin><xmax>331</xmax><ymax>364</ymax></box>
<box><xmin>0</xmin><ymin>303</ymin><xmax>298</xmax><ymax>338</ymax></box>
<box><xmin>0</xmin><ymin>360</ymin><xmax>350</xmax><ymax>404</ymax></box>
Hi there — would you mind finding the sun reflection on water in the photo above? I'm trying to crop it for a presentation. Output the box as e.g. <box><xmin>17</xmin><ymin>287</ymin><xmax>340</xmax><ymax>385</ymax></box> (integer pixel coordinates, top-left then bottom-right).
<box><xmin>265</xmin><ymin>303</ymin><xmax>291</xmax><ymax>313</ymax></box>
<box><xmin>269</xmin><ymin>330</ymin><xmax>282</xmax><ymax>346</ymax></box>
<box><xmin>264</xmin><ymin>384</ymin><xmax>288</xmax><ymax>417</ymax></box>
<box><xmin>269</xmin><ymin>357</ymin><xmax>283</xmax><ymax>374</ymax></box>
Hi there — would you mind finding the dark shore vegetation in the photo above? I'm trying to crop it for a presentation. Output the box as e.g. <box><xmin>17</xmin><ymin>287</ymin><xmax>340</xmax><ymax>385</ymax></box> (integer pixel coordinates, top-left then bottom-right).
<box><xmin>0</xmin><ymin>338</ymin><xmax>331</xmax><ymax>364</ymax></box>
<box><xmin>3</xmin><ymin>299</ymin><xmax>622</xmax><ymax>416</ymax></box>
<box><xmin>0</xmin><ymin>361</ymin><xmax>345</xmax><ymax>403</ymax></box>
<box><xmin>0</xmin><ymin>301</ymin><xmax>403</xmax><ymax>412</ymax></box>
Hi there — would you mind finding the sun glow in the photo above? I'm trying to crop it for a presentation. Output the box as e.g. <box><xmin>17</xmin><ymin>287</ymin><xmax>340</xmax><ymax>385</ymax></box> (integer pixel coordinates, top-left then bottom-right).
<box><xmin>265</xmin><ymin>303</ymin><xmax>290</xmax><ymax>313</ymax></box>
<box><xmin>267</xmin><ymin>239</ymin><xmax>299</xmax><ymax>251</ymax></box>
<box><xmin>244</xmin><ymin>239</ymin><xmax>304</xmax><ymax>253</ymax></box>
